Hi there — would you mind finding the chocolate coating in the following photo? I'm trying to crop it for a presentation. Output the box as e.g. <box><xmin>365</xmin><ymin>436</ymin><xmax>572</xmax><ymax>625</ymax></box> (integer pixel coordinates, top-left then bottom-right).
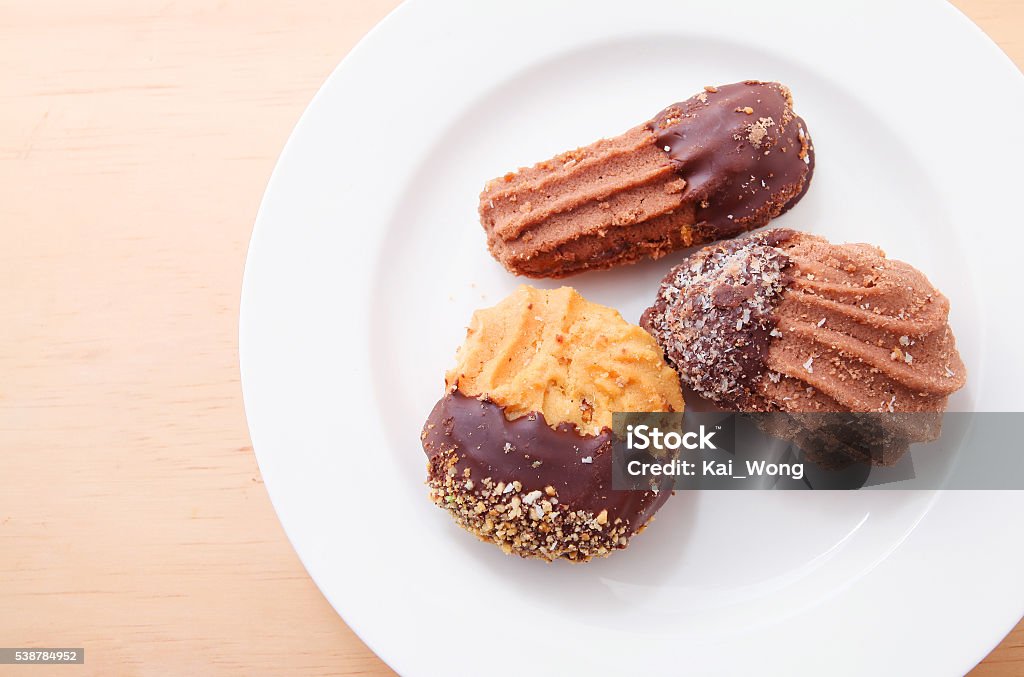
<box><xmin>641</xmin><ymin>229</ymin><xmax>797</xmax><ymax>409</ymax></box>
<box><xmin>422</xmin><ymin>392</ymin><xmax>670</xmax><ymax>562</ymax></box>
<box><xmin>649</xmin><ymin>81</ymin><xmax>814</xmax><ymax>240</ymax></box>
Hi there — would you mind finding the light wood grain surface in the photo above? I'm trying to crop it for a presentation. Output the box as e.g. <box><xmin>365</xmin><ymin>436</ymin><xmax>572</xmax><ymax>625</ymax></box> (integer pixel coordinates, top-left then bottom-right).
<box><xmin>0</xmin><ymin>1</ymin><xmax>1021</xmax><ymax>675</ymax></box>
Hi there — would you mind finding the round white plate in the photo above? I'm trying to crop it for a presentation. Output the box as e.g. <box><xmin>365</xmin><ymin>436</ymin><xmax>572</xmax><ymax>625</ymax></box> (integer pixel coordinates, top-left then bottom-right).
<box><xmin>240</xmin><ymin>1</ymin><xmax>1024</xmax><ymax>675</ymax></box>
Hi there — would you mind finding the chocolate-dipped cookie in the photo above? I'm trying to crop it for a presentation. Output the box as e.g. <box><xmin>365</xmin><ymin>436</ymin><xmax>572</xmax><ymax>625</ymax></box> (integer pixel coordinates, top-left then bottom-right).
<box><xmin>480</xmin><ymin>81</ymin><xmax>814</xmax><ymax>278</ymax></box>
<box><xmin>641</xmin><ymin>229</ymin><xmax>966</xmax><ymax>463</ymax></box>
<box><xmin>422</xmin><ymin>285</ymin><xmax>684</xmax><ymax>562</ymax></box>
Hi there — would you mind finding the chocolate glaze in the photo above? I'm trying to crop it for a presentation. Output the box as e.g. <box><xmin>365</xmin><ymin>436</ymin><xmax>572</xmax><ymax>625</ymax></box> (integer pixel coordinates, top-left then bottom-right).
<box><xmin>648</xmin><ymin>81</ymin><xmax>814</xmax><ymax>238</ymax></box>
<box><xmin>422</xmin><ymin>391</ymin><xmax>670</xmax><ymax>535</ymax></box>
<box><xmin>641</xmin><ymin>229</ymin><xmax>798</xmax><ymax>409</ymax></box>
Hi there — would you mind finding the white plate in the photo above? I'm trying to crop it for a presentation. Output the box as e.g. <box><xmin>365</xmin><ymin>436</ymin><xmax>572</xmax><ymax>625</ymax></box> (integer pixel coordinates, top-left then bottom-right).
<box><xmin>240</xmin><ymin>1</ymin><xmax>1024</xmax><ymax>675</ymax></box>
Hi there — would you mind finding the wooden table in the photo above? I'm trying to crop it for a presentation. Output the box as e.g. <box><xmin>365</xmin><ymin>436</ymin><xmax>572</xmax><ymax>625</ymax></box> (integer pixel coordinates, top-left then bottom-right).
<box><xmin>1</xmin><ymin>1</ymin><xmax>1021</xmax><ymax>674</ymax></box>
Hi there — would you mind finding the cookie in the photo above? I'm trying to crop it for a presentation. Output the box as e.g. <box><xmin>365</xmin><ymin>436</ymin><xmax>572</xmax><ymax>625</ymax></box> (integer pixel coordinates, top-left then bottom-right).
<box><xmin>422</xmin><ymin>285</ymin><xmax>684</xmax><ymax>561</ymax></box>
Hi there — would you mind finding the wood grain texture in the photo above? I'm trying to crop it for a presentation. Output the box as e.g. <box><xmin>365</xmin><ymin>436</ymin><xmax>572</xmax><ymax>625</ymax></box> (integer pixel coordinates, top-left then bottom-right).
<box><xmin>0</xmin><ymin>1</ymin><xmax>1019</xmax><ymax>675</ymax></box>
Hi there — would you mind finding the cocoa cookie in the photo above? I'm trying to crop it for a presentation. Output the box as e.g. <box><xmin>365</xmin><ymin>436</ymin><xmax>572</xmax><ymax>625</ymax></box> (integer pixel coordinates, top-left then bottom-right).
<box><xmin>641</xmin><ymin>229</ymin><xmax>966</xmax><ymax>463</ymax></box>
<box><xmin>480</xmin><ymin>81</ymin><xmax>814</xmax><ymax>278</ymax></box>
